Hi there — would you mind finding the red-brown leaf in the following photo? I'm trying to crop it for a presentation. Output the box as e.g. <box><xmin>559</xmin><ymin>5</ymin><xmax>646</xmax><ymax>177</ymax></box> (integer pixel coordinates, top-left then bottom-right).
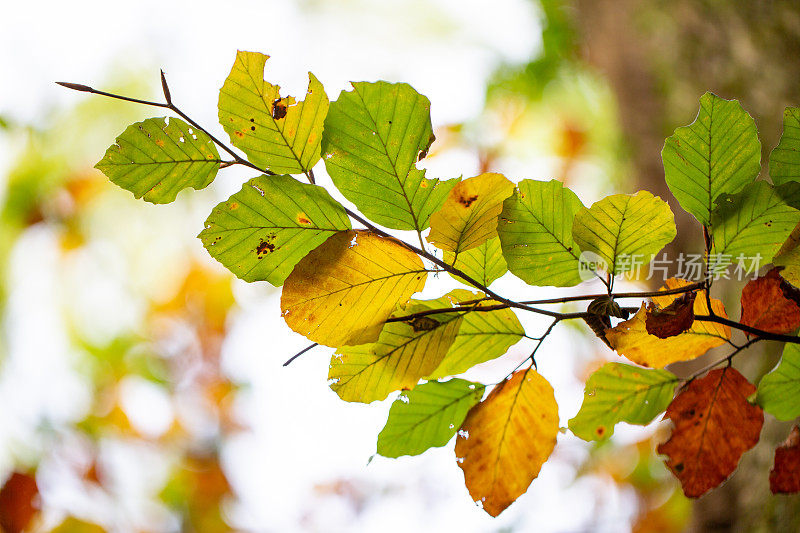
<box><xmin>645</xmin><ymin>291</ymin><xmax>696</xmax><ymax>339</ymax></box>
<box><xmin>657</xmin><ymin>368</ymin><xmax>763</xmax><ymax>498</ymax></box>
<box><xmin>0</xmin><ymin>472</ymin><xmax>39</xmax><ymax>533</ymax></box>
<box><xmin>770</xmin><ymin>425</ymin><xmax>800</xmax><ymax>494</ymax></box>
<box><xmin>740</xmin><ymin>268</ymin><xmax>800</xmax><ymax>336</ymax></box>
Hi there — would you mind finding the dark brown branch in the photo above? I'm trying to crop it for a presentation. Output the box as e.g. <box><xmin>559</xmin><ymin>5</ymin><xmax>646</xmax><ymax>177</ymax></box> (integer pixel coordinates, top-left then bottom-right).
<box><xmin>678</xmin><ymin>337</ymin><xmax>761</xmax><ymax>389</ymax></box>
<box><xmin>519</xmin><ymin>280</ymin><xmax>707</xmax><ymax>306</ymax></box>
<box><xmin>693</xmin><ymin>314</ymin><xmax>800</xmax><ymax>344</ymax></box>
<box><xmin>283</xmin><ymin>343</ymin><xmax>319</xmax><ymax>366</ymax></box>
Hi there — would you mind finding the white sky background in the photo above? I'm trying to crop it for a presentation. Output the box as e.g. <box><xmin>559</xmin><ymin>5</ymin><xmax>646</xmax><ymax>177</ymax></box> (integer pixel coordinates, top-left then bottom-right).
<box><xmin>0</xmin><ymin>1</ymin><xmax>643</xmax><ymax>531</ymax></box>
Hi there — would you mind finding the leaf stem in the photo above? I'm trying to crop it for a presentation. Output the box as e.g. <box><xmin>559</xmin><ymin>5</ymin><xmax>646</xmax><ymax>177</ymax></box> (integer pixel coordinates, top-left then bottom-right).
<box><xmin>283</xmin><ymin>343</ymin><xmax>319</xmax><ymax>366</ymax></box>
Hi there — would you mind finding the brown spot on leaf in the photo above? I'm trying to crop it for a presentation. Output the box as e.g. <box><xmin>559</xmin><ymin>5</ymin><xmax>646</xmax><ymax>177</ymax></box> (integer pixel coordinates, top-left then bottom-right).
<box><xmin>234</xmin><ymin>130</ymin><xmax>245</xmax><ymax>138</ymax></box>
<box><xmin>155</xmin><ymin>139</ymin><xmax>165</xmax><ymax>147</ymax></box>
<box><xmin>408</xmin><ymin>316</ymin><xmax>439</xmax><ymax>332</ymax></box>
<box><xmin>256</xmin><ymin>238</ymin><xmax>275</xmax><ymax>256</ymax></box>
<box><xmin>458</xmin><ymin>194</ymin><xmax>479</xmax><ymax>208</ymax></box>
<box><xmin>229</xmin><ymin>202</ymin><xmax>239</xmax><ymax>210</ymax></box>
<box><xmin>272</xmin><ymin>97</ymin><xmax>288</xmax><ymax>120</ymax></box>
<box><xmin>595</xmin><ymin>426</ymin><xmax>606</xmax><ymax>437</ymax></box>
<box><xmin>297</xmin><ymin>213</ymin><xmax>312</xmax><ymax>225</ymax></box>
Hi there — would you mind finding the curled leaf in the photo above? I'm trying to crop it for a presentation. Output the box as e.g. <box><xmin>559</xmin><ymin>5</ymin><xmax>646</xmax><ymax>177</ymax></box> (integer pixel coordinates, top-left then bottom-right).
<box><xmin>645</xmin><ymin>291</ymin><xmax>696</xmax><ymax>339</ymax></box>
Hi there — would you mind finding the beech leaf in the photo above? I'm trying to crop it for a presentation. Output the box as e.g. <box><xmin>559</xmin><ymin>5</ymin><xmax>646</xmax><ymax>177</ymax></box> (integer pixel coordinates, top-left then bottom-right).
<box><xmin>606</xmin><ymin>278</ymin><xmax>730</xmax><ymax>367</ymax></box>
<box><xmin>770</xmin><ymin>426</ymin><xmax>800</xmax><ymax>494</ymax></box>
<box><xmin>769</xmin><ymin>107</ymin><xmax>800</xmax><ymax>186</ymax></box>
<box><xmin>218</xmin><ymin>51</ymin><xmax>328</xmax><ymax>174</ymax></box>
<box><xmin>199</xmin><ymin>174</ymin><xmax>351</xmax><ymax>285</ymax></box>
<box><xmin>95</xmin><ymin>117</ymin><xmax>220</xmax><ymax>203</ymax></box>
<box><xmin>657</xmin><ymin>368</ymin><xmax>763</xmax><ymax>498</ymax></box>
<box><xmin>740</xmin><ymin>268</ymin><xmax>800</xmax><ymax>336</ymax></box>
<box><xmin>455</xmin><ymin>369</ymin><xmax>559</xmax><ymax>517</ymax></box>
<box><xmin>662</xmin><ymin>92</ymin><xmax>760</xmax><ymax>225</ymax></box>
<box><xmin>645</xmin><ymin>292</ymin><xmax>696</xmax><ymax>339</ymax></box>
<box><xmin>569</xmin><ymin>363</ymin><xmax>678</xmax><ymax>441</ymax></box>
<box><xmin>377</xmin><ymin>379</ymin><xmax>485</xmax><ymax>458</ymax></box>
<box><xmin>757</xmin><ymin>343</ymin><xmax>800</xmax><ymax>420</ymax></box>
<box><xmin>443</xmin><ymin>237</ymin><xmax>508</xmax><ymax>287</ymax></box>
<box><xmin>281</xmin><ymin>230</ymin><xmax>427</xmax><ymax>346</ymax></box>
<box><xmin>427</xmin><ymin>173</ymin><xmax>515</xmax><ymax>254</ymax></box>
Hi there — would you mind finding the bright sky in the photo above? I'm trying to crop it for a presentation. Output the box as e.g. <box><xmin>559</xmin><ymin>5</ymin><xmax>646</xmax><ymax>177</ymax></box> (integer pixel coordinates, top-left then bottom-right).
<box><xmin>1</xmin><ymin>1</ymin><xmax>642</xmax><ymax>531</ymax></box>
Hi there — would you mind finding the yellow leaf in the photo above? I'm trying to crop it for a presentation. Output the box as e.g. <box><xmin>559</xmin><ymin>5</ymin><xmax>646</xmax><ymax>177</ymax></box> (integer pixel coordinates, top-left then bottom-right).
<box><xmin>281</xmin><ymin>230</ymin><xmax>427</xmax><ymax>346</ymax></box>
<box><xmin>427</xmin><ymin>173</ymin><xmax>515</xmax><ymax>254</ymax></box>
<box><xmin>605</xmin><ymin>278</ymin><xmax>731</xmax><ymax>368</ymax></box>
<box><xmin>455</xmin><ymin>369</ymin><xmax>559</xmax><ymax>517</ymax></box>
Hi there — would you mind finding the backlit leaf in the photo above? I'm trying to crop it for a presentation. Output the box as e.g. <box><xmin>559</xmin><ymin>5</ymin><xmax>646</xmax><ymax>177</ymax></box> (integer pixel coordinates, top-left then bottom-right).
<box><xmin>199</xmin><ymin>174</ymin><xmax>350</xmax><ymax>285</ymax></box>
<box><xmin>455</xmin><ymin>369</ymin><xmax>559</xmax><ymax>517</ymax></box>
<box><xmin>443</xmin><ymin>237</ymin><xmax>507</xmax><ymax>287</ymax></box>
<box><xmin>497</xmin><ymin>179</ymin><xmax>585</xmax><ymax>287</ymax></box>
<box><xmin>322</xmin><ymin>81</ymin><xmax>458</xmax><ymax>231</ymax></box>
<box><xmin>569</xmin><ymin>363</ymin><xmax>678</xmax><ymax>441</ymax></box>
<box><xmin>645</xmin><ymin>292</ymin><xmax>696</xmax><ymax>339</ymax></box>
<box><xmin>281</xmin><ymin>230</ymin><xmax>427</xmax><ymax>346</ymax></box>
<box><xmin>427</xmin><ymin>291</ymin><xmax>524</xmax><ymax>379</ymax></box>
<box><xmin>95</xmin><ymin>117</ymin><xmax>220</xmax><ymax>203</ymax></box>
<box><xmin>740</xmin><ymin>268</ymin><xmax>800</xmax><ymax>336</ymax></box>
<box><xmin>377</xmin><ymin>379</ymin><xmax>485</xmax><ymax>458</ymax></box>
<box><xmin>662</xmin><ymin>92</ymin><xmax>761</xmax><ymax>225</ymax></box>
<box><xmin>769</xmin><ymin>107</ymin><xmax>800</xmax><ymax>186</ymax></box>
<box><xmin>657</xmin><ymin>368</ymin><xmax>763</xmax><ymax>498</ymax></box>
<box><xmin>770</xmin><ymin>426</ymin><xmax>800</xmax><ymax>494</ymax></box>
<box><xmin>605</xmin><ymin>278</ymin><xmax>730</xmax><ymax>367</ymax></box>
<box><xmin>427</xmin><ymin>173</ymin><xmax>514</xmax><ymax>254</ymax></box>
<box><xmin>218</xmin><ymin>51</ymin><xmax>328</xmax><ymax>174</ymax></box>
<box><xmin>329</xmin><ymin>295</ymin><xmax>463</xmax><ymax>403</ymax></box>
<box><xmin>710</xmin><ymin>181</ymin><xmax>800</xmax><ymax>270</ymax></box>
<box><xmin>757</xmin><ymin>343</ymin><xmax>800</xmax><ymax>420</ymax></box>
<box><xmin>572</xmin><ymin>191</ymin><xmax>676</xmax><ymax>276</ymax></box>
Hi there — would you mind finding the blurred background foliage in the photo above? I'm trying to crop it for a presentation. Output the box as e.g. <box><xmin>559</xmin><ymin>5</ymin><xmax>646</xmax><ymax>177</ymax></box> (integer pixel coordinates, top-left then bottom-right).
<box><xmin>2</xmin><ymin>0</ymin><xmax>800</xmax><ymax>531</ymax></box>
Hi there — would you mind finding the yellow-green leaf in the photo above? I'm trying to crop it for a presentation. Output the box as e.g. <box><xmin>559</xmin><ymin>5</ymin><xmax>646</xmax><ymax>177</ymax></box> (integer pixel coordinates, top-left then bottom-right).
<box><xmin>427</xmin><ymin>173</ymin><xmax>515</xmax><ymax>254</ymax></box>
<box><xmin>769</xmin><ymin>107</ymin><xmax>800</xmax><ymax>186</ymax></box>
<box><xmin>572</xmin><ymin>191</ymin><xmax>676</xmax><ymax>276</ymax></box>
<box><xmin>199</xmin><ymin>175</ymin><xmax>351</xmax><ymax>286</ymax></box>
<box><xmin>605</xmin><ymin>278</ymin><xmax>730</xmax><ymax>367</ymax></box>
<box><xmin>329</xmin><ymin>296</ymin><xmax>463</xmax><ymax>403</ymax></box>
<box><xmin>455</xmin><ymin>369</ymin><xmax>559</xmax><ymax>517</ymax></box>
<box><xmin>322</xmin><ymin>81</ymin><xmax>458</xmax><ymax>231</ymax></box>
<box><xmin>218</xmin><ymin>51</ymin><xmax>328</xmax><ymax>174</ymax></box>
<box><xmin>443</xmin><ymin>237</ymin><xmax>507</xmax><ymax>287</ymax></box>
<box><xmin>757</xmin><ymin>343</ymin><xmax>800</xmax><ymax>420</ymax></box>
<box><xmin>377</xmin><ymin>379</ymin><xmax>485</xmax><ymax>458</ymax></box>
<box><xmin>95</xmin><ymin>117</ymin><xmax>220</xmax><ymax>203</ymax></box>
<box><xmin>569</xmin><ymin>363</ymin><xmax>678</xmax><ymax>441</ymax></box>
<box><xmin>281</xmin><ymin>230</ymin><xmax>427</xmax><ymax>346</ymax></box>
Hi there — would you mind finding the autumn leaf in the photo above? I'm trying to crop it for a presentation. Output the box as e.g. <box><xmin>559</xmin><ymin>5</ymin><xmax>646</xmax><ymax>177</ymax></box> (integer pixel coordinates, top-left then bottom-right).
<box><xmin>218</xmin><ymin>51</ymin><xmax>328</xmax><ymax>174</ymax></box>
<box><xmin>657</xmin><ymin>368</ymin><xmax>763</xmax><ymax>498</ymax></box>
<box><xmin>427</xmin><ymin>173</ymin><xmax>515</xmax><ymax>254</ymax></box>
<box><xmin>95</xmin><ymin>117</ymin><xmax>220</xmax><ymax>203</ymax></box>
<box><xmin>328</xmin><ymin>295</ymin><xmax>463</xmax><ymax>403</ymax></box>
<box><xmin>377</xmin><ymin>379</ymin><xmax>484</xmax><ymax>457</ymax></box>
<box><xmin>455</xmin><ymin>369</ymin><xmax>559</xmax><ymax>516</ymax></box>
<box><xmin>645</xmin><ymin>291</ymin><xmax>696</xmax><ymax>339</ymax></box>
<box><xmin>443</xmin><ymin>237</ymin><xmax>508</xmax><ymax>287</ymax></box>
<box><xmin>0</xmin><ymin>472</ymin><xmax>39</xmax><ymax>533</ymax></box>
<box><xmin>605</xmin><ymin>278</ymin><xmax>730</xmax><ymax>367</ymax></box>
<box><xmin>281</xmin><ymin>230</ymin><xmax>427</xmax><ymax>346</ymax></box>
<box><xmin>569</xmin><ymin>363</ymin><xmax>678</xmax><ymax>441</ymax></box>
<box><xmin>51</xmin><ymin>518</ymin><xmax>106</xmax><ymax>533</ymax></box>
<box><xmin>740</xmin><ymin>268</ymin><xmax>800</xmax><ymax>336</ymax></box>
<box><xmin>769</xmin><ymin>426</ymin><xmax>800</xmax><ymax>494</ymax></box>
<box><xmin>756</xmin><ymin>343</ymin><xmax>800</xmax><ymax>420</ymax></box>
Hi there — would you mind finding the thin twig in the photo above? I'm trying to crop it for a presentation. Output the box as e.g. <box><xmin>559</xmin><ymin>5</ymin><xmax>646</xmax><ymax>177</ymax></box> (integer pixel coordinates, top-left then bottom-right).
<box><xmin>677</xmin><ymin>337</ymin><xmax>761</xmax><ymax>390</ymax></box>
<box><xmin>284</xmin><ymin>343</ymin><xmax>319</xmax><ymax>366</ymax></box>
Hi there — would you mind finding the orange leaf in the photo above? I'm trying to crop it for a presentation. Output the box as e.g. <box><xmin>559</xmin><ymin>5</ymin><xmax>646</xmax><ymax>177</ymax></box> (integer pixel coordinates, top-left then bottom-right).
<box><xmin>455</xmin><ymin>369</ymin><xmax>558</xmax><ymax>516</ymax></box>
<box><xmin>605</xmin><ymin>278</ymin><xmax>730</xmax><ymax>368</ymax></box>
<box><xmin>770</xmin><ymin>425</ymin><xmax>800</xmax><ymax>494</ymax></box>
<box><xmin>657</xmin><ymin>368</ymin><xmax>763</xmax><ymax>498</ymax></box>
<box><xmin>0</xmin><ymin>472</ymin><xmax>39</xmax><ymax>533</ymax></box>
<box><xmin>645</xmin><ymin>291</ymin><xmax>695</xmax><ymax>339</ymax></box>
<box><xmin>740</xmin><ymin>268</ymin><xmax>800</xmax><ymax>336</ymax></box>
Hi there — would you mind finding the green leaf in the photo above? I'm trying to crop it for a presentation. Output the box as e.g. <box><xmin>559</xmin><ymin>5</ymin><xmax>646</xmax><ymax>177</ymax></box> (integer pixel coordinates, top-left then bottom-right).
<box><xmin>497</xmin><ymin>179</ymin><xmax>585</xmax><ymax>287</ymax></box>
<box><xmin>329</xmin><ymin>296</ymin><xmax>463</xmax><ymax>403</ymax></box>
<box><xmin>572</xmin><ymin>191</ymin><xmax>676</xmax><ymax>276</ymax></box>
<box><xmin>427</xmin><ymin>290</ymin><xmax>524</xmax><ymax>379</ymax></box>
<box><xmin>710</xmin><ymin>181</ymin><xmax>800</xmax><ymax>271</ymax></box>
<box><xmin>377</xmin><ymin>379</ymin><xmax>485</xmax><ymax>458</ymax></box>
<box><xmin>95</xmin><ymin>117</ymin><xmax>220</xmax><ymax>204</ymax></box>
<box><xmin>322</xmin><ymin>81</ymin><xmax>458</xmax><ymax>231</ymax></box>
<box><xmin>769</xmin><ymin>107</ymin><xmax>800</xmax><ymax>186</ymax></box>
<box><xmin>568</xmin><ymin>362</ymin><xmax>678</xmax><ymax>441</ymax></box>
<box><xmin>662</xmin><ymin>92</ymin><xmax>761</xmax><ymax>225</ymax></box>
<box><xmin>757</xmin><ymin>343</ymin><xmax>800</xmax><ymax>420</ymax></box>
<box><xmin>443</xmin><ymin>237</ymin><xmax>507</xmax><ymax>287</ymax></box>
<box><xmin>427</xmin><ymin>173</ymin><xmax>515</xmax><ymax>254</ymax></box>
<box><xmin>198</xmin><ymin>174</ymin><xmax>351</xmax><ymax>286</ymax></box>
<box><xmin>218</xmin><ymin>51</ymin><xmax>328</xmax><ymax>174</ymax></box>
